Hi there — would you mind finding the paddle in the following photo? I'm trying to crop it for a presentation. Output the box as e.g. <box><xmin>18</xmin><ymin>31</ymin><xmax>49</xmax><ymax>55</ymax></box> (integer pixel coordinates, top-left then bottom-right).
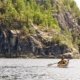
<box><xmin>47</xmin><ymin>63</ymin><xmax>57</xmax><ymax>67</ymax></box>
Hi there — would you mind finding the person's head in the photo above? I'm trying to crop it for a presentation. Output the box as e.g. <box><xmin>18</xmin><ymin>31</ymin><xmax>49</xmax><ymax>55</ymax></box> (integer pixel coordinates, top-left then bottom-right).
<box><xmin>61</xmin><ymin>56</ymin><xmax>64</xmax><ymax>60</ymax></box>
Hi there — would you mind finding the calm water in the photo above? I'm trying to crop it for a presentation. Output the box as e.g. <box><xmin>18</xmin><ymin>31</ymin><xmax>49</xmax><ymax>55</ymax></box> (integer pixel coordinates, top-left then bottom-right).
<box><xmin>0</xmin><ymin>59</ymin><xmax>80</xmax><ymax>80</ymax></box>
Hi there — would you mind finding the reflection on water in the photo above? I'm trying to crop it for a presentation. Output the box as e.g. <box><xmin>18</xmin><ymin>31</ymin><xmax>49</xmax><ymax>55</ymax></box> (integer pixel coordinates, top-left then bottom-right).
<box><xmin>0</xmin><ymin>59</ymin><xmax>80</xmax><ymax>80</ymax></box>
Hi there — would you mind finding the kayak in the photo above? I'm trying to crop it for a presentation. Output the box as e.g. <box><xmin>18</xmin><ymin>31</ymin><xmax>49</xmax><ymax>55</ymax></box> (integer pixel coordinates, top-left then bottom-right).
<box><xmin>57</xmin><ymin>60</ymin><xmax>69</xmax><ymax>68</ymax></box>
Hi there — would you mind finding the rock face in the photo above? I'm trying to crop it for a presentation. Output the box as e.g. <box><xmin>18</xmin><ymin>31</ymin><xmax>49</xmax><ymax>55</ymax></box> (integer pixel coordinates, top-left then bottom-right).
<box><xmin>20</xmin><ymin>37</ymin><xmax>71</xmax><ymax>58</ymax></box>
<box><xmin>0</xmin><ymin>27</ymin><xmax>72</xmax><ymax>58</ymax></box>
<box><xmin>18</xmin><ymin>24</ymin><xmax>76</xmax><ymax>58</ymax></box>
<box><xmin>0</xmin><ymin>0</ymin><xmax>80</xmax><ymax>58</ymax></box>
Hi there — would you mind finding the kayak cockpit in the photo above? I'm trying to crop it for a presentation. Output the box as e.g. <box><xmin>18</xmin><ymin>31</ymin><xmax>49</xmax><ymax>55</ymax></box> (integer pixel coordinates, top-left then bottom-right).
<box><xmin>57</xmin><ymin>59</ymin><xmax>69</xmax><ymax>68</ymax></box>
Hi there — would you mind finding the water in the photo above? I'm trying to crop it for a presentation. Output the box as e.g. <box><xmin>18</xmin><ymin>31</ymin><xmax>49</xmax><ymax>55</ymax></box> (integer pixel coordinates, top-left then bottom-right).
<box><xmin>0</xmin><ymin>59</ymin><xmax>80</xmax><ymax>80</ymax></box>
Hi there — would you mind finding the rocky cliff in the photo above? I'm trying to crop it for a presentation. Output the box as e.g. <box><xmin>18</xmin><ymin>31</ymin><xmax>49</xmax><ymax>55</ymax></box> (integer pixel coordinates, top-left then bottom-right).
<box><xmin>0</xmin><ymin>0</ymin><xmax>80</xmax><ymax>58</ymax></box>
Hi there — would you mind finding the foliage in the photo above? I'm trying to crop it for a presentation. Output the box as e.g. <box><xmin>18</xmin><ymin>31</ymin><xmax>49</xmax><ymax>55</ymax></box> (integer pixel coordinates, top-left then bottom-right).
<box><xmin>0</xmin><ymin>0</ymin><xmax>60</xmax><ymax>30</ymax></box>
<box><xmin>0</xmin><ymin>0</ymin><xmax>80</xmax><ymax>49</ymax></box>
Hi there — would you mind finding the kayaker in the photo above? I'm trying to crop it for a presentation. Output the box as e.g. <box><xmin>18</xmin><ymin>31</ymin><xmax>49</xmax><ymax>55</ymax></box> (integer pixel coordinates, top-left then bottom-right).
<box><xmin>48</xmin><ymin>56</ymin><xmax>69</xmax><ymax>67</ymax></box>
<box><xmin>58</xmin><ymin>56</ymin><xmax>67</xmax><ymax>64</ymax></box>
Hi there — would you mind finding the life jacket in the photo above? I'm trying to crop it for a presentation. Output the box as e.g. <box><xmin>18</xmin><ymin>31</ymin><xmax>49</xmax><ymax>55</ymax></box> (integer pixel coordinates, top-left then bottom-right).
<box><xmin>58</xmin><ymin>60</ymin><xmax>67</xmax><ymax>64</ymax></box>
